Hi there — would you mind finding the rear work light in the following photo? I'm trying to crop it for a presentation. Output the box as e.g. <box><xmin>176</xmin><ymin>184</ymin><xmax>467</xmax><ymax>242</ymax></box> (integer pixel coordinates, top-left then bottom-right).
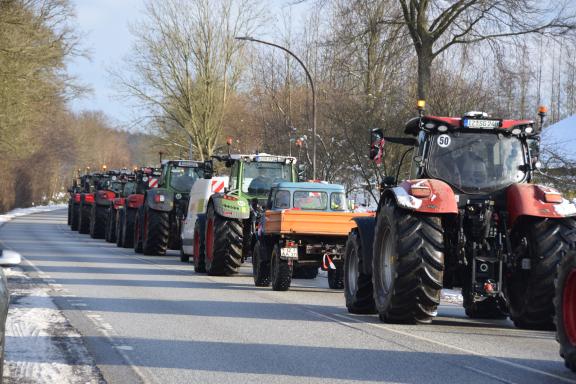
<box><xmin>154</xmin><ymin>194</ymin><xmax>166</xmax><ymax>203</ymax></box>
<box><xmin>84</xmin><ymin>194</ymin><xmax>95</xmax><ymax>204</ymax></box>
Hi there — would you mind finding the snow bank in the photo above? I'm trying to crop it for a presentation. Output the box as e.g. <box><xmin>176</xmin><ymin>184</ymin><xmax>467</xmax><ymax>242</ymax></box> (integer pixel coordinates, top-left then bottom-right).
<box><xmin>0</xmin><ymin>204</ymin><xmax>67</xmax><ymax>227</ymax></box>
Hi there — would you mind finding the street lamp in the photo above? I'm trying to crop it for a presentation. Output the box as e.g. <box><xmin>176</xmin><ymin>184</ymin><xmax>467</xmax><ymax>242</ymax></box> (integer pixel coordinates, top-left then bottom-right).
<box><xmin>236</xmin><ymin>36</ymin><xmax>317</xmax><ymax>179</ymax></box>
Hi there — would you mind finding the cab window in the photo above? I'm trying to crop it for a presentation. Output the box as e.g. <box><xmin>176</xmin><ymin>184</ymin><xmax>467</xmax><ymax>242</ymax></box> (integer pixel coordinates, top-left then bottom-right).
<box><xmin>274</xmin><ymin>190</ymin><xmax>291</xmax><ymax>209</ymax></box>
<box><xmin>293</xmin><ymin>191</ymin><xmax>327</xmax><ymax>210</ymax></box>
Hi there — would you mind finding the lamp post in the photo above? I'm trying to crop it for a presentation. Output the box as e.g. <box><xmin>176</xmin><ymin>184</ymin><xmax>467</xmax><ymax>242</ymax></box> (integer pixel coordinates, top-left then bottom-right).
<box><xmin>235</xmin><ymin>36</ymin><xmax>317</xmax><ymax>179</ymax></box>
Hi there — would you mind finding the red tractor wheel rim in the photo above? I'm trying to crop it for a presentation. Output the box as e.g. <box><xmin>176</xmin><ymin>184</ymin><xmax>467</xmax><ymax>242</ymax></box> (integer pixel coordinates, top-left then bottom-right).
<box><xmin>206</xmin><ymin>219</ymin><xmax>214</xmax><ymax>261</ymax></box>
<box><xmin>193</xmin><ymin>229</ymin><xmax>200</xmax><ymax>263</ymax></box>
<box><xmin>564</xmin><ymin>268</ymin><xmax>576</xmax><ymax>345</ymax></box>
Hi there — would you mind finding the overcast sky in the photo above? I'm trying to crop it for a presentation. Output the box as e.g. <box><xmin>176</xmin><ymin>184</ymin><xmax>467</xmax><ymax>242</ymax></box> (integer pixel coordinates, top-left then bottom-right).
<box><xmin>67</xmin><ymin>0</ymin><xmax>307</xmax><ymax>126</ymax></box>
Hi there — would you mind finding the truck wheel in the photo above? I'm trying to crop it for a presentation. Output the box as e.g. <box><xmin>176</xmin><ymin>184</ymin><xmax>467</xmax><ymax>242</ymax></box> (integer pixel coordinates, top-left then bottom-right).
<box><xmin>271</xmin><ymin>244</ymin><xmax>292</xmax><ymax>291</ymax></box>
<box><xmin>142</xmin><ymin>207</ymin><xmax>170</xmax><ymax>256</ymax></box>
<box><xmin>253</xmin><ymin>240</ymin><xmax>271</xmax><ymax>286</ymax></box>
<box><xmin>556</xmin><ymin>250</ymin><xmax>576</xmax><ymax>372</ymax></box>
<box><xmin>133</xmin><ymin>208</ymin><xmax>144</xmax><ymax>254</ymax></box>
<box><xmin>116</xmin><ymin>209</ymin><xmax>124</xmax><ymax>247</ymax></box>
<box><xmin>292</xmin><ymin>266</ymin><xmax>318</xmax><ymax>279</ymax></box>
<box><xmin>204</xmin><ymin>205</ymin><xmax>242</xmax><ymax>275</ymax></box>
<box><xmin>123</xmin><ymin>208</ymin><xmax>137</xmax><ymax>248</ymax></box>
<box><xmin>373</xmin><ymin>203</ymin><xmax>444</xmax><ymax>324</ymax></box>
<box><xmin>328</xmin><ymin>266</ymin><xmax>344</xmax><ymax>289</ymax></box>
<box><xmin>90</xmin><ymin>205</ymin><xmax>106</xmax><ymax>239</ymax></box>
<box><xmin>71</xmin><ymin>203</ymin><xmax>79</xmax><ymax>231</ymax></box>
<box><xmin>78</xmin><ymin>202</ymin><xmax>91</xmax><ymax>234</ymax></box>
<box><xmin>193</xmin><ymin>218</ymin><xmax>206</xmax><ymax>273</ymax></box>
<box><xmin>509</xmin><ymin>218</ymin><xmax>576</xmax><ymax>330</ymax></box>
<box><xmin>344</xmin><ymin>229</ymin><xmax>376</xmax><ymax>314</ymax></box>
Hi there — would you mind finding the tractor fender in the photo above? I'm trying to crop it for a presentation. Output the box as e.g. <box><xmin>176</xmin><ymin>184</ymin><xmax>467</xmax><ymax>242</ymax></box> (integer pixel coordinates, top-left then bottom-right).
<box><xmin>126</xmin><ymin>194</ymin><xmax>144</xmax><ymax>209</ymax></box>
<box><xmin>352</xmin><ymin>216</ymin><xmax>376</xmax><ymax>276</ymax></box>
<box><xmin>383</xmin><ymin>179</ymin><xmax>458</xmax><ymax>214</ymax></box>
<box><xmin>95</xmin><ymin>190</ymin><xmax>115</xmax><ymax>206</ymax></box>
<box><xmin>210</xmin><ymin>194</ymin><xmax>250</xmax><ymax>220</ymax></box>
<box><xmin>81</xmin><ymin>193</ymin><xmax>95</xmax><ymax>205</ymax></box>
<box><xmin>507</xmin><ymin>184</ymin><xmax>576</xmax><ymax>226</ymax></box>
<box><xmin>146</xmin><ymin>188</ymin><xmax>174</xmax><ymax>212</ymax></box>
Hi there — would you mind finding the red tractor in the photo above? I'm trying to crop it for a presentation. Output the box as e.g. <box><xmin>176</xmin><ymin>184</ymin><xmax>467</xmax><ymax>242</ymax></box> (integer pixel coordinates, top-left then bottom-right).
<box><xmin>344</xmin><ymin>104</ymin><xmax>576</xmax><ymax>330</ymax></box>
<box><xmin>116</xmin><ymin>167</ymin><xmax>161</xmax><ymax>248</ymax></box>
<box><xmin>104</xmin><ymin>171</ymin><xmax>135</xmax><ymax>243</ymax></box>
<box><xmin>89</xmin><ymin>170</ymin><xmax>124</xmax><ymax>239</ymax></box>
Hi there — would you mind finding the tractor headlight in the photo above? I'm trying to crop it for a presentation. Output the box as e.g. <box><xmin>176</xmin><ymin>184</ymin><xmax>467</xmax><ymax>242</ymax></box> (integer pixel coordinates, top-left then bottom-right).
<box><xmin>525</xmin><ymin>126</ymin><xmax>534</xmax><ymax>134</ymax></box>
<box><xmin>437</xmin><ymin>125</ymin><xmax>448</xmax><ymax>132</ymax></box>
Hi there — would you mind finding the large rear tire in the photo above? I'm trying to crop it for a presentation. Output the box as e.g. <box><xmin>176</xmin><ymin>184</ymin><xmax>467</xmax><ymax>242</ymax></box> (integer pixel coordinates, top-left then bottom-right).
<box><xmin>204</xmin><ymin>205</ymin><xmax>242</xmax><ymax>275</ymax></box>
<box><xmin>270</xmin><ymin>244</ymin><xmax>292</xmax><ymax>291</ymax></box>
<box><xmin>123</xmin><ymin>208</ymin><xmax>137</xmax><ymax>248</ymax></box>
<box><xmin>193</xmin><ymin>218</ymin><xmax>206</xmax><ymax>273</ymax></box>
<box><xmin>116</xmin><ymin>209</ymin><xmax>125</xmax><ymax>247</ymax></box>
<box><xmin>78</xmin><ymin>201</ymin><xmax>91</xmax><ymax>234</ymax></box>
<box><xmin>71</xmin><ymin>203</ymin><xmax>79</xmax><ymax>231</ymax></box>
<box><xmin>556</xmin><ymin>251</ymin><xmax>576</xmax><ymax>372</ymax></box>
<box><xmin>133</xmin><ymin>208</ymin><xmax>144</xmax><ymax>254</ymax></box>
<box><xmin>373</xmin><ymin>203</ymin><xmax>444</xmax><ymax>324</ymax></box>
<box><xmin>105</xmin><ymin>208</ymin><xmax>117</xmax><ymax>243</ymax></box>
<box><xmin>509</xmin><ymin>218</ymin><xmax>576</xmax><ymax>330</ymax></box>
<box><xmin>67</xmin><ymin>200</ymin><xmax>72</xmax><ymax>225</ymax></box>
<box><xmin>344</xmin><ymin>229</ymin><xmax>376</xmax><ymax>314</ymax></box>
<box><xmin>142</xmin><ymin>207</ymin><xmax>170</xmax><ymax>256</ymax></box>
<box><xmin>90</xmin><ymin>205</ymin><xmax>106</xmax><ymax>239</ymax></box>
<box><xmin>253</xmin><ymin>240</ymin><xmax>271</xmax><ymax>287</ymax></box>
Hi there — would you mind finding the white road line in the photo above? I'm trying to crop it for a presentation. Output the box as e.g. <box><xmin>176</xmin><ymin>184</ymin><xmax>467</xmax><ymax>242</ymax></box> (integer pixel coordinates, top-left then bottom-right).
<box><xmin>329</xmin><ymin>313</ymin><xmax>576</xmax><ymax>384</ymax></box>
<box><xmin>463</xmin><ymin>366</ymin><xmax>519</xmax><ymax>384</ymax></box>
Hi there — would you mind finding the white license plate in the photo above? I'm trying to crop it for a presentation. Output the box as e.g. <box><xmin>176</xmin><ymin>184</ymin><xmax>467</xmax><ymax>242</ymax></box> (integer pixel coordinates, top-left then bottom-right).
<box><xmin>464</xmin><ymin>119</ymin><xmax>500</xmax><ymax>129</ymax></box>
<box><xmin>280</xmin><ymin>247</ymin><xmax>298</xmax><ymax>259</ymax></box>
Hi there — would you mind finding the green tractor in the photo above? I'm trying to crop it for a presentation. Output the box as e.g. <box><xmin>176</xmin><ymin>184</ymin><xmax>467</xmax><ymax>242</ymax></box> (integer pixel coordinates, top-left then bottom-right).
<box><xmin>134</xmin><ymin>160</ymin><xmax>213</xmax><ymax>256</ymax></box>
<box><xmin>202</xmin><ymin>153</ymin><xmax>298</xmax><ymax>275</ymax></box>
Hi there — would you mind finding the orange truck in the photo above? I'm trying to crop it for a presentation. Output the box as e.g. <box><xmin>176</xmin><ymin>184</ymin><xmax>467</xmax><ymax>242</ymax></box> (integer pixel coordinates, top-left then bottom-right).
<box><xmin>251</xmin><ymin>181</ymin><xmax>373</xmax><ymax>291</ymax></box>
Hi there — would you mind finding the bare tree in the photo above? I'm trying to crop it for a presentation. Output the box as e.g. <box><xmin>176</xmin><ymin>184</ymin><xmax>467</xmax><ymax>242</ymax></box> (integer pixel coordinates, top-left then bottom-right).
<box><xmin>397</xmin><ymin>0</ymin><xmax>576</xmax><ymax>101</ymax></box>
<box><xmin>115</xmin><ymin>0</ymin><xmax>265</xmax><ymax>160</ymax></box>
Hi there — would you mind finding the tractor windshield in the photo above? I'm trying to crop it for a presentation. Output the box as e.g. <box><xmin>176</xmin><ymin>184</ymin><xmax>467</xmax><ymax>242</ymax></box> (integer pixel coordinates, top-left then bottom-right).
<box><xmin>426</xmin><ymin>132</ymin><xmax>527</xmax><ymax>194</ymax></box>
<box><xmin>242</xmin><ymin>162</ymin><xmax>293</xmax><ymax>195</ymax></box>
<box><xmin>169</xmin><ymin>166</ymin><xmax>202</xmax><ymax>192</ymax></box>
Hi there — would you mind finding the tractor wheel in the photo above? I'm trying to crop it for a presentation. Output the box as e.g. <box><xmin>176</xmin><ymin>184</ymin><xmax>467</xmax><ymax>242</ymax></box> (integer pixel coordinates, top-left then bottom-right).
<box><xmin>90</xmin><ymin>205</ymin><xmax>106</xmax><ymax>239</ymax></box>
<box><xmin>115</xmin><ymin>209</ymin><xmax>124</xmax><ymax>247</ymax></box>
<box><xmin>270</xmin><ymin>244</ymin><xmax>292</xmax><ymax>291</ymax></box>
<box><xmin>253</xmin><ymin>240</ymin><xmax>271</xmax><ymax>287</ymax></box>
<box><xmin>71</xmin><ymin>203</ymin><xmax>79</xmax><ymax>231</ymax></box>
<box><xmin>509</xmin><ymin>218</ymin><xmax>576</xmax><ymax>330</ymax></box>
<box><xmin>292</xmin><ymin>266</ymin><xmax>319</xmax><ymax>279</ymax></box>
<box><xmin>78</xmin><ymin>202</ymin><xmax>91</xmax><ymax>234</ymax></box>
<box><xmin>105</xmin><ymin>208</ymin><xmax>116</xmax><ymax>243</ymax></box>
<box><xmin>123</xmin><ymin>208</ymin><xmax>137</xmax><ymax>248</ymax></box>
<box><xmin>344</xmin><ymin>229</ymin><xmax>376</xmax><ymax>314</ymax></box>
<box><xmin>204</xmin><ymin>205</ymin><xmax>242</xmax><ymax>275</ymax></box>
<box><xmin>373</xmin><ymin>203</ymin><xmax>444</xmax><ymax>324</ymax></box>
<box><xmin>67</xmin><ymin>201</ymin><xmax>72</xmax><ymax>225</ymax></box>
<box><xmin>133</xmin><ymin>208</ymin><xmax>144</xmax><ymax>254</ymax></box>
<box><xmin>193</xmin><ymin>218</ymin><xmax>206</xmax><ymax>273</ymax></box>
<box><xmin>328</xmin><ymin>266</ymin><xmax>344</xmax><ymax>290</ymax></box>
<box><xmin>556</xmin><ymin>250</ymin><xmax>576</xmax><ymax>372</ymax></box>
<box><xmin>142</xmin><ymin>207</ymin><xmax>170</xmax><ymax>256</ymax></box>
<box><xmin>242</xmin><ymin>218</ymin><xmax>254</xmax><ymax>261</ymax></box>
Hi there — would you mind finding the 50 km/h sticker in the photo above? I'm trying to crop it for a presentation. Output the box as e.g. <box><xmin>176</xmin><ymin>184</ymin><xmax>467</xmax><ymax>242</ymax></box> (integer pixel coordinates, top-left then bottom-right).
<box><xmin>437</xmin><ymin>134</ymin><xmax>451</xmax><ymax>148</ymax></box>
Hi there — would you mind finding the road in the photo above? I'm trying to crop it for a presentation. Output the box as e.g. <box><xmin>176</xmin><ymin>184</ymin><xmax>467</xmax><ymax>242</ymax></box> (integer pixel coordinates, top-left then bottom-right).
<box><xmin>0</xmin><ymin>209</ymin><xmax>574</xmax><ymax>384</ymax></box>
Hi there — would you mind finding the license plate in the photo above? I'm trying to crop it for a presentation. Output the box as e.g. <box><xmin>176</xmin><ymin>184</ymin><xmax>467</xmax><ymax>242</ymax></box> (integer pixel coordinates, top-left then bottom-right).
<box><xmin>463</xmin><ymin>119</ymin><xmax>500</xmax><ymax>129</ymax></box>
<box><xmin>280</xmin><ymin>247</ymin><xmax>298</xmax><ymax>259</ymax></box>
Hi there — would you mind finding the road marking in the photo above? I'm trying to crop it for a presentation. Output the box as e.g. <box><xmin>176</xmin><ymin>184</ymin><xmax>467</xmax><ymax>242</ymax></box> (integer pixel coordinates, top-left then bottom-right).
<box><xmin>114</xmin><ymin>345</ymin><xmax>134</xmax><ymax>351</ymax></box>
<box><xmin>463</xmin><ymin>366</ymin><xmax>518</xmax><ymax>384</ymax></box>
<box><xmin>329</xmin><ymin>313</ymin><xmax>576</xmax><ymax>384</ymax></box>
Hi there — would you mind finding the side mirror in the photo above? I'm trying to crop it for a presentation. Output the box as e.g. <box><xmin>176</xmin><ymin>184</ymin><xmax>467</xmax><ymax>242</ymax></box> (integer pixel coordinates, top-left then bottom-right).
<box><xmin>370</xmin><ymin>128</ymin><xmax>385</xmax><ymax>163</ymax></box>
<box><xmin>0</xmin><ymin>250</ymin><xmax>21</xmax><ymax>267</ymax></box>
<box><xmin>203</xmin><ymin>160</ymin><xmax>214</xmax><ymax>179</ymax></box>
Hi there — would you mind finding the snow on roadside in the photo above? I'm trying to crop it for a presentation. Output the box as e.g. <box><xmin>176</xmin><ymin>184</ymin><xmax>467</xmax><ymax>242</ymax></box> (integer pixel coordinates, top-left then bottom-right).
<box><xmin>0</xmin><ymin>204</ymin><xmax>67</xmax><ymax>227</ymax></box>
<box><xmin>4</xmin><ymin>268</ymin><xmax>105</xmax><ymax>384</ymax></box>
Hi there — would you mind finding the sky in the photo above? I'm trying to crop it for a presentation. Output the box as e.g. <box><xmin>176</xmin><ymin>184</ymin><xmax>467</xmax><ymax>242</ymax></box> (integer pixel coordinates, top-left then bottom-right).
<box><xmin>67</xmin><ymin>0</ymin><xmax>307</xmax><ymax>127</ymax></box>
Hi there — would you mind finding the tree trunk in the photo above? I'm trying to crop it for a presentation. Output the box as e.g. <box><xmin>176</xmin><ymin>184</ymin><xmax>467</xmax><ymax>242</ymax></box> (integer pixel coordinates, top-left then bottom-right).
<box><xmin>417</xmin><ymin>45</ymin><xmax>433</xmax><ymax>101</ymax></box>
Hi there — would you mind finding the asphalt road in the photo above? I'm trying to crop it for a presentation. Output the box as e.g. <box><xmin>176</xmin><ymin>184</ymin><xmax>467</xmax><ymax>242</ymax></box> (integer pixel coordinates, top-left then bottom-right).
<box><xmin>0</xmin><ymin>209</ymin><xmax>575</xmax><ymax>384</ymax></box>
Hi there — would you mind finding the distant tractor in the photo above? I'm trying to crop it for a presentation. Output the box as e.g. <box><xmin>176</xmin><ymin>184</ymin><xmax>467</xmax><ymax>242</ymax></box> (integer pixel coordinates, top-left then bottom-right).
<box><xmin>116</xmin><ymin>167</ymin><xmax>160</xmax><ymax>248</ymax></box>
<box><xmin>77</xmin><ymin>172</ymin><xmax>105</xmax><ymax>234</ymax></box>
<box><xmin>200</xmin><ymin>153</ymin><xmax>298</xmax><ymax>275</ymax></box>
<box><xmin>105</xmin><ymin>171</ymin><xmax>135</xmax><ymax>243</ymax></box>
<box><xmin>90</xmin><ymin>171</ymin><xmax>123</xmax><ymax>239</ymax></box>
<box><xmin>67</xmin><ymin>171</ymin><xmax>82</xmax><ymax>230</ymax></box>
<box><xmin>344</xmin><ymin>104</ymin><xmax>576</xmax><ymax>329</ymax></box>
<box><xmin>253</xmin><ymin>181</ymin><xmax>373</xmax><ymax>291</ymax></box>
<box><xmin>134</xmin><ymin>160</ymin><xmax>212</xmax><ymax>256</ymax></box>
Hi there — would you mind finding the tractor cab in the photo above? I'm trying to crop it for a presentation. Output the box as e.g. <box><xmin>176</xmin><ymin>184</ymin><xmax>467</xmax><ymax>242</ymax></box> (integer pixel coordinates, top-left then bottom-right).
<box><xmin>160</xmin><ymin>160</ymin><xmax>211</xmax><ymax>194</ymax></box>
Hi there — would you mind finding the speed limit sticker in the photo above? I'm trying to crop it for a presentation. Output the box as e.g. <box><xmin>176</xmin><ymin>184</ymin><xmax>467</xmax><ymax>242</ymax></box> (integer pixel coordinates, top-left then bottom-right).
<box><xmin>437</xmin><ymin>134</ymin><xmax>451</xmax><ymax>147</ymax></box>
